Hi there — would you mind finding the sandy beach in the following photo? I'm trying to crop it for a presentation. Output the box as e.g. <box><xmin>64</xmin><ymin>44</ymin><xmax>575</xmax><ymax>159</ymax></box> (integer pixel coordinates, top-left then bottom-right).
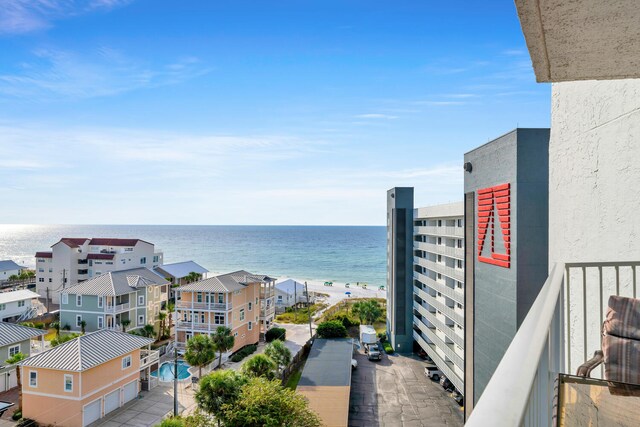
<box><xmin>277</xmin><ymin>277</ymin><xmax>386</xmax><ymax>308</ymax></box>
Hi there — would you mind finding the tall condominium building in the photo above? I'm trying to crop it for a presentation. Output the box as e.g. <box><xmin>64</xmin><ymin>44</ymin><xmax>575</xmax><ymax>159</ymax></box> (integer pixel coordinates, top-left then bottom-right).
<box><xmin>413</xmin><ymin>202</ymin><xmax>465</xmax><ymax>395</ymax></box>
<box><xmin>35</xmin><ymin>238</ymin><xmax>163</xmax><ymax>304</ymax></box>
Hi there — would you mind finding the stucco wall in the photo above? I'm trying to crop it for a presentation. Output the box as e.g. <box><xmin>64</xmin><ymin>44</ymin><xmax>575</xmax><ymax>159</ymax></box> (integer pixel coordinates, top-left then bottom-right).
<box><xmin>550</xmin><ymin>79</ymin><xmax>640</xmax><ymax>371</ymax></box>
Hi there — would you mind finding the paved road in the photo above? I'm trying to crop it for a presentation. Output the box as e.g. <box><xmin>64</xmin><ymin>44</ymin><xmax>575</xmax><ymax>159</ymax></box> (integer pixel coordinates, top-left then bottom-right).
<box><xmin>349</xmin><ymin>351</ymin><xmax>464</xmax><ymax>427</ymax></box>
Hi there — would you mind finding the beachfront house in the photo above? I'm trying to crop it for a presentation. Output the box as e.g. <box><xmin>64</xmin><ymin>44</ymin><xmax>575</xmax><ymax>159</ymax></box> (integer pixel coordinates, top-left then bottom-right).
<box><xmin>59</xmin><ymin>268</ymin><xmax>169</xmax><ymax>334</ymax></box>
<box><xmin>0</xmin><ymin>290</ymin><xmax>43</xmax><ymax>323</ymax></box>
<box><xmin>35</xmin><ymin>238</ymin><xmax>164</xmax><ymax>304</ymax></box>
<box><xmin>0</xmin><ymin>322</ymin><xmax>45</xmax><ymax>393</ymax></box>
<box><xmin>0</xmin><ymin>260</ymin><xmax>26</xmax><ymax>283</ymax></box>
<box><xmin>175</xmin><ymin>270</ymin><xmax>276</xmax><ymax>353</ymax></box>
<box><xmin>19</xmin><ymin>330</ymin><xmax>157</xmax><ymax>427</ymax></box>
<box><xmin>275</xmin><ymin>279</ymin><xmax>315</xmax><ymax>311</ymax></box>
<box><xmin>154</xmin><ymin>260</ymin><xmax>209</xmax><ymax>301</ymax></box>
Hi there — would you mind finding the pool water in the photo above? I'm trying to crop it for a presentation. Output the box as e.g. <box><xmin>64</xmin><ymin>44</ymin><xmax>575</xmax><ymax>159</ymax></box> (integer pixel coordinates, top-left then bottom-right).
<box><xmin>151</xmin><ymin>361</ymin><xmax>191</xmax><ymax>381</ymax></box>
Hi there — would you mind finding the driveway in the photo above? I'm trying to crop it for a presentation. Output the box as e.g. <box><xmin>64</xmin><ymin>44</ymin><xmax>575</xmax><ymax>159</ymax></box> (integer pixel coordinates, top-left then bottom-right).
<box><xmin>89</xmin><ymin>381</ymin><xmax>196</xmax><ymax>427</ymax></box>
<box><xmin>349</xmin><ymin>351</ymin><xmax>464</xmax><ymax>427</ymax></box>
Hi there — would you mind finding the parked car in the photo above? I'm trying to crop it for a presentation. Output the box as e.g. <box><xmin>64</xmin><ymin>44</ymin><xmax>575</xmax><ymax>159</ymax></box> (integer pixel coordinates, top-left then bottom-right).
<box><xmin>453</xmin><ymin>392</ymin><xmax>464</xmax><ymax>406</ymax></box>
<box><xmin>417</xmin><ymin>348</ymin><xmax>433</xmax><ymax>363</ymax></box>
<box><xmin>351</xmin><ymin>358</ymin><xmax>358</xmax><ymax>369</ymax></box>
<box><xmin>366</xmin><ymin>343</ymin><xmax>382</xmax><ymax>361</ymax></box>
<box><xmin>424</xmin><ymin>366</ymin><xmax>442</xmax><ymax>382</ymax></box>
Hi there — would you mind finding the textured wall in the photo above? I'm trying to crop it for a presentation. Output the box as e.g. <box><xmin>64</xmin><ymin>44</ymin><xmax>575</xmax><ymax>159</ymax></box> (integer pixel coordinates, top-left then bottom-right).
<box><xmin>550</xmin><ymin>79</ymin><xmax>640</xmax><ymax>371</ymax></box>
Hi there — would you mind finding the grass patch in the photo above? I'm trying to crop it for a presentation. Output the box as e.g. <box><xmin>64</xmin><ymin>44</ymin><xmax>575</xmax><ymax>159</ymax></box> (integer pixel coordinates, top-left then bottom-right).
<box><xmin>382</xmin><ymin>341</ymin><xmax>394</xmax><ymax>354</ymax></box>
<box><xmin>275</xmin><ymin>303</ymin><xmax>328</xmax><ymax>324</ymax></box>
<box><xmin>285</xmin><ymin>362</ymin><xmax>305</xmax><ymax>390</ymax></box>
<box><xmin>44</xmin><ymin>328</ymin><xmax>57</xmax><ymax>341</ymax></box>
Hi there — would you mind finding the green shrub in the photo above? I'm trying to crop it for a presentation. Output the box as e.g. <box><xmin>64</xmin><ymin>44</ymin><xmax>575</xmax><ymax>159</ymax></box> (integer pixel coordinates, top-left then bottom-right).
<box><xmin>230</xmin><ymin>344</ymin><xmax>258</xmax><ymax>362</ymax></box>
<box><xmin>316</xmin><ymin>320</ymin><xmax>348</xmax><ymax>338</ymax></box>
<box><xmin>378</xmin><ymin>332</ymin><xmax>387</xmax><ymax>343</ymax></box>
<box><xmin>12</xmin><ymin>410</ymin><xmax>22</xmax><ymax>420</ymax></box>
<box><xmin>265</xmin><ymin>327</ymin><xmax>286</xmax><ymax>342</ymax></box>
<box><xmin>330</xmin><ymin>314</ymin><xmax>359</xmax><ymax>328</ymax></box>
<box><xmin>382</xmin><ymin>341</ymin><xmax>394</xmax><ymax>354</ymax></box>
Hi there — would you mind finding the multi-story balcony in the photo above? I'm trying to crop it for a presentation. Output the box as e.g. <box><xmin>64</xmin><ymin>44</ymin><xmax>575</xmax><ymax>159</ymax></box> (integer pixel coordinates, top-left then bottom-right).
<box><xmin>140</xmin><ymin>349</ymin><xmax>159</xmax><ymax>369</ymax></box>
<box><xmin>413</xmin><ymin>225</ymin><xmax>463</xmax><ymax>238</ymax></box>
<box><xmin>414</xmin><ymin>286</ymin><xmax>462</xmax><ymax>326</ymax></box>
<box><xmin>414</xmin><ymin>256</ymin><xmax>464</xmax><ymax>282</ymax></box>
<box><xmin>104</xmin><ymin>302</ymin><xmax>131</xmax><ymax>313</ymax></box>
<box><xmin>467</xmin><ymin>261</ymin><xmax>640</xmax><ymax>427</ymax></box>
<box><xmin>176</xmin><ymin>301</ymin><xmax>232</xmax><ymax>311</ymax></box>
<box><xmin>175</xmin><ymin>321</ymin><xmax>231</xmax><ymax>331</ymax></box>
<box><xmin>414</xmin><ymin>271</ymin><xmax>463</xmax><ymax>304</ymax></box>
<box><xmin>413</xmin><ymin>329</ymin><xmax>463</xmax><ymax>394</ymax></box>
<box><xmin>413</xmin><ymin>314</ymin><xmax>463</xmax><ymax>371</ymax></box>
<box><xmin>414</xmin><ymin>241</ymin><xmax>464</xmax><ymax>260</ymax></box>
<box><xmin>413</xmin><ymin>301</ymin><xmax>463</xmax><ymax>348</ymax></box>
<box><xmin>261</xmin><ymin>306</ymin><xmax>275</xmax><ymax>318</ymax></box>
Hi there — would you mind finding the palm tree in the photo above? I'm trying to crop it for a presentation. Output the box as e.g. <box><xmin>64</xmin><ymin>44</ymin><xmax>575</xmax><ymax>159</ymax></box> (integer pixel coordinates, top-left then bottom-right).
<box><xmin>184</xmin><ymin>334</ymin><xmax>216</xmax><ymax>378</ymax></box>
<box><xmin>184</xmin><ymin>271</ymin><xmax>202</xmax><ymax>284</ymax></box>
<box><xmin>141</xmin><ymin>324</ymin><xmax>155</xmax><ymax>338</ymax></box>
<box><xmin>7</xmin><ymin>353</ymin><xmax>26</xmax><ymax>410</ymax></box>
<box><xmin>352</xmin><ymin>301</ymin><xmax>365</xmax><ymax>324</ymax></box>
<box><xmin>50</xmin><ymin>321</ymin><xmax>60</xmax><ymax>338</ymax></box>
<box><xmin>8</xmin><ymin>274</ymin><xmax>19</xmax><ymax>281</ymax></box>
<box><xmin>80</xmin><ymin>320</ymin><xmax>87</xmax><ymax>334</ymax></box>
<box><xmin>241</xmin><ymin>354</ymin><xmax>277</xmax><ymax>380</ymax></box>
<box><xmin>362</xmin><ymin>300</ymin><xmax>382</xmax><ymax>324</ymax></box>
<box><xmin>264</xmin><ymin>340</ymin><xmax>292</xmax><ymax>375</ymax></box>
<box><xmin>121</xmin><ymin>319</ymin><xmax>131</xmax><ymax>332</ymax></box>
<box><xmin>157</xmin><ymin>311</ymin><xmax>167</xmax><ymax>340</ymax></box>
<box><xmin>195</xmin><ymin>369</ymin><xmax>247</xmax><ymax>427</ymax></box>
<box><xmin>166</xmin><ymin>301</ymin><xmax>175</xmax><ymax>336</ymax></box>
<box><xmin>210</xmin><ymin>326</ymin><xmax>235</xmax><ymax>369</ymax></box>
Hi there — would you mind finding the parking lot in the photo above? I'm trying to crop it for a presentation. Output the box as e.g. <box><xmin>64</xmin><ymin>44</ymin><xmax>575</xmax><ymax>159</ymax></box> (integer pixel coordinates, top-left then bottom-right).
<box><xmin>349</xmin><ymin>350</ymin><xmax>464</xmax><ymax>427</ymax></box>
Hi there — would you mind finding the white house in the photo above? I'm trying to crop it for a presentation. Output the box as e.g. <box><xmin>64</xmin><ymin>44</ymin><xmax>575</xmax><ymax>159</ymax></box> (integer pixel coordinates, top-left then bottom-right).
<box><xmin>35</xmin><ymin>238</ymin><xmax>164</xmax><ymax>305</ymax></box>
<box><xmin>275</xmin><ymin>279</ymin><xmax>315</xmax><ymax>309</ymax></box>
<box><xmin>0</xmin><ymin>290</ymin><xmax>41</xmax><ymax>323</ymax></box>
<box><xmin>0</xmin><ymin>260</ymin><xmax>26</xmax><ymax>283</ymax></box>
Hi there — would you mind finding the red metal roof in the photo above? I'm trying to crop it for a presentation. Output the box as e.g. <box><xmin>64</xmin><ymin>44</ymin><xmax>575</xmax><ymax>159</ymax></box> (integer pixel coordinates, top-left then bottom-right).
<box><xmin>88</xmin><ymin>238</ymin><xmax>147</xmax><ymax>246</ymax></box>
<box><xmin>35</xmin><ymin>252</ymin><xmax>53</xmax><ymax>258</ymax></box>
<box><xmin>57</xmin><ymin>238</ymin><xmax>89</xmax><ymax>248</ymax></box>
<box><xmin>87</xmin><ymin>253</ymin><xmax>115</xmax><ymax>260</ymax></box>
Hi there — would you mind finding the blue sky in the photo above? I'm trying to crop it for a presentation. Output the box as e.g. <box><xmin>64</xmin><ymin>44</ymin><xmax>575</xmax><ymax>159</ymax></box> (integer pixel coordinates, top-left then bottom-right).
<box><xmin>0</xmin><ymin>0</ymin><xmax>550</xmax><ymax>225</ymax></box>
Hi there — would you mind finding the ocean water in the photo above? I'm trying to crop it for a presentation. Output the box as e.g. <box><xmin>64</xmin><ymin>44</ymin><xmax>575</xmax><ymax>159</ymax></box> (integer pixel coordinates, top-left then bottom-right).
<box><xmin>0</xmin><ymin>225</ymin><xmax>386</xmax><ymax>286</ymax></box>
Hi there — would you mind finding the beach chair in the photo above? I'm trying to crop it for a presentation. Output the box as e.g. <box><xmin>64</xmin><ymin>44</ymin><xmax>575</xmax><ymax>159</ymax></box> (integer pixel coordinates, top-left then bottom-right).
<box><xmin>576</xmin><ymin>295</ymin><xmax>640</xmax><ymax>385</ymax></box>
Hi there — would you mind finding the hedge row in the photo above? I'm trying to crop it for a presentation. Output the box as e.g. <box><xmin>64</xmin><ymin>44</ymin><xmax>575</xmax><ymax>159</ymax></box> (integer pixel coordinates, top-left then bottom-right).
<box><xmin>230</xmin><ymin>344</ymin><xmax>257</xmax><ymax>362</ymax></box>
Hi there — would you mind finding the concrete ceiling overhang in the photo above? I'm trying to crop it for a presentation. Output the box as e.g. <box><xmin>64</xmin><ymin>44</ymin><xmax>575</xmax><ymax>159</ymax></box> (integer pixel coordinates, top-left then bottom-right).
<box><xmin>515</xmin><ymin>0</ymin><xmax>640</xmax><ymax>82</ymax></box>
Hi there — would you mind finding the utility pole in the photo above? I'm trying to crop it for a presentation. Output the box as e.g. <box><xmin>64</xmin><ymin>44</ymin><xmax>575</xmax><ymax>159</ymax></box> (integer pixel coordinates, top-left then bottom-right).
<box><xmin>293</xmin><ymin>282</ymin><xmax>298</xmax><ymax>323</ymax></box>
<box><xmin>305</xmin><ymin>282</ymin><xmax>312</xmax><ymax>338</ymax></box>
<box><xmin>174</xmin><ymin>346</ymin><xmax>179</xmax><ymax>416</ymax></box>
<box><xmin>46</xmin><ymin>288</ymin><xmax>50</xmax><ymax>312</ymax></box>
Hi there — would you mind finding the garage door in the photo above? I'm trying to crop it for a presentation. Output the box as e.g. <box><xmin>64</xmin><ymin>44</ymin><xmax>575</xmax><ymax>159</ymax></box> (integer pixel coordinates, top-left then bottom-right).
<box><xmin>7</xmin><ymin>370</ymin><xmax>17</xmax><ymax>389</ymax></box>
<box><xmin>123</xmin><ymin>381</ymin><xmax>138</xmax><ymax>404</ymax></box>
<box><xmin>0</xmin><ymin>373</ymin><xmax>6</xmax><ymax>393</ymax></box>
<box><xmin>83</xmin><ymin>399</ymin><xmax>101</xmax><ymax>427</ymax></box>
<box><xmin>104</xmin><ymin>389</ymin><xmax>120</xmax><ymax>415</ymax></box>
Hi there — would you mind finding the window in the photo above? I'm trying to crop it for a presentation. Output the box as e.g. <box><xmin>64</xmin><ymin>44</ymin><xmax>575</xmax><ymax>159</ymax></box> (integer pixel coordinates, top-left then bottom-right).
<box><xmin>29</xmin><ymin>371</ymin><xmax>37</xmax><ymax>387</ymax></box>
<box><xmin>97</xmin><ymin>296</ymin><xmax>103</xmax><ymax>308</ymax></box>
<box><xmin>214</xmin><ymin>313</ymin><xmax>225</xmax><ymax>325</ymax></box>
<box><xmin>457</xmin><ymin>281</ymin><xmax>463</xmax><ymax>289</ymax></box>
<box><xmin>38</xmin><ymin>268</ymin><xmax>44</xmax><ymax>272</ymax></box>
<box><xmin>457</xmin><ymin>239</ymin><xmax>463</xmax><ymax>248</ymax></box>
<box><xmin>48</xmin><ymin>278</ymin><xmax>52</xmax><ymax>283</ymax></box>
<box><xmin>457</xmin><ymin>259</ymin><xmax>463</xmax><ymax>269</ymax></box>
<box><xmin>61</xmin><ymin>294</ymin><xmax>68</xmax><ymax>304</ymax></box>
<box><xmin>248</xmin><ymin>302</ymin><xmax>252</xmax><ymax>311</ymax></box>
<box><xmin>218</xmin><ymin>293</ymin><xmax>223</xmax><ymax>304</ymax></box>
<box><xmin>0</xmin><ymin>304</ymin><xmax>5</xmax><ymax>311</ymax></box>
<box><xmin>437</xmin><ymin>237</ymin><xmax>442</xmax><ymax>245</ymax></box>
<box><xmin>122</xmin><ymin>355</ymin><xmax>132</xmax><ymax>369</ymax></box>
<box><xmin>38</xmin><ymin>278</ymin><xmax>44</xmax><ymax>282</ymax></box>
<box><xmin>457</xmin><ymin>303</ymin><xmax>463</xmax><ymax>309</ymax></box>
<box><xmin>153</xmin><ymin>255</ymin><xmax>159</xmax><ymax>263</ymax></box>
<box><xmin>240</xmin><ymin>309</ymin><xmax>245</xmax><ymax>321</ymax></box>
<box><xmin>437</xmin><ymin>255</ymin><xmax>442</xmax><ymax>263</ymax></box>
<box><xmin>8</xmin><ymin>345</ymin><xmax>20</xmax><ymax>358</ymax></box>
<box><xmin>457</xmin><ymin>219</ymin><xmax>463</xmax><ymax>227</ymax></box>
<box><xmin>140</xmin><ymin>257</ymin><xmax>146</xmax><ymax>265</ymax></box>
<box><xmin>64</xmin><ymin>374</ymin><xmax>73</xmax><ymax>392</ymax></box>
<box><xmin>76</xmin><ymin>315</ymin><xmax>82</xmax><ymax>327</ymax></box>
<box><xmin>277</xmin><ymin>295</ymin><xmax>283</xmax><ymax>301</ymax></box>
<box><xmin>49</xmin><ymin>268</ymin><xmax>53</xmax><ymax>273</ymax></box>
<box><xmin>248</xmin><ymin>321</ymin><xmax>252</xmax><ymax>330</ymax></box>
<box><xmin>98</xmin><ymin>316</ymin><xmax>104</xmax><ymax>329</ymax></box>
<box><xmin>138</xmin><ymin>315</ymin><xmax>144</xmax><ymax>326</ymax></box>
<box><xmin>138</xmin><ymin>295</ymin><xmax>144</xmax><ymax>306</ymax></box>
<box><xmin>255</xmin><ymin>297</ymin><xmax>258</xmax><ymax>306</ymax></box>
<box><xmin>18</xmin><ymin>300</ymin><xmax>25</xmax><ymax>308</ymax></box>
<box><xmin>196</xmin><ymin>293</ymin><xmax>202</xmax><ymax>303</ymax></box>
<box><xmin>76</xmin><ymin>295</ymin><xmax>82</xmax><ymax>306</ymax></box>
<box><xmin>438</xmin><ymin>220</ymin><xmax>442</xmax><ymax>227</ymax></box>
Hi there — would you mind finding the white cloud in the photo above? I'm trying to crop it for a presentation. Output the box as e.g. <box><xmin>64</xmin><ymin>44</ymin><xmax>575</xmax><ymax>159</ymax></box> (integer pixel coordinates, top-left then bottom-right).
<box><xmin>0</xmin><ymin>48</ymin><xmax>212</xmax><ymax>99</ymax></box>
<box><xmin>354</xmin><ymin>113</ymin><xmax>399</xmax><ymax>120</ymax></box>
<box><xmin>0</xmin><ymin>0</ymin><xmax>131</xmax><ymax>35</ymax></box>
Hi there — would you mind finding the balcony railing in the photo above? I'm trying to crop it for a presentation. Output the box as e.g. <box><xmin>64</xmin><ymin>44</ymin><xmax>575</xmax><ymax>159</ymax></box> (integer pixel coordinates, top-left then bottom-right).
<box><xmin>413</xmin><ymin>301</ymin><xmax>463</xmax><ymax>348</ymax></box>
<box><xmin>414</xmin><ymin>286</ymin><xmax>463</xmax><ymax>326</ymax></box>
<box><xmin>414</xmin><ymin>256</ymin><xmax>464</xmax><ymax>282</ymax></box>
<box><xmin>104</xmin><ymin>302</ymin><xmax>130</xmax><ymax>313</ymax></box>
<box><xmin>413</xmin><ymin>225</ymin><xmax>464</xmax><ymax>238</ymax></box>
<box><xmin>140</xmin><ymin>349</ymin><xmax>159</xmax><ymax>369</ymax></box>
<box><xmin>176</xmin><ymin>301</ymin><xmax>232</xmax><ymax>311</ymax></box>
<box><xmin>414</xmin><ymin>241</ymin><xmax>464</xmax><ymax>260</ymax></box>
<box><xmin>175</xmin><ymin>321</ymin><xmax>231</xmax><ymax>331</ymax></box>
<box><xmin>414</xmin><ymin>271</ymin><xmax>463</xmax><ymax>304</ymax></box>
<box><xmin>467</xmin><ymin>261</ymin><xmax>640</xmax><ymax>427</ymax></box>
<box><xmin>261</xmin><ymin>306</ymin><xmax>275</xmax><ymax>318</ymax></box>
<box><xmin>413</xmin><ymin>330</ymin><xmax>464</xmax><ymax>394</ymax></box>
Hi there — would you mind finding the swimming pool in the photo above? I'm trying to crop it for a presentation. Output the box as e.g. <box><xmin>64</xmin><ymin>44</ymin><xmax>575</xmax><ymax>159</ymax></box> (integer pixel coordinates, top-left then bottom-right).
<box><xmin>151</xmin><ymin>361</ymin><xmax>191</xmax><ymax>382</ymax></box>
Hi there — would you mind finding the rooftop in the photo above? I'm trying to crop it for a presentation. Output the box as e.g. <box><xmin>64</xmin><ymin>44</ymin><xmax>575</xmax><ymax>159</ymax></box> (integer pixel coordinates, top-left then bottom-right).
<box><xmin>0</xmin><ymin>260</ymin><xmax>26</xmax><ymax>272</ymax></box>
<box><xmin>19</xmin><ymin>329</ymin><xmax>153</xmax><ymax>371</ymax></box>
<box><xmin>298</xmin><ymin>338</ymin><xmax>353</xmax><ymax>387</ymax></box>
<box><xmin>154</xmin><ymin>261</ymin><xmax>209</xmax><ymax>279</ymax></box>
<box><xmin>0</xmin><ymin>289</ymin><xmax>41</xmax><ymax>305</ymax></box>
<box><xmin>178</xmin><ymin>269</ymin><xmax>274</xmax><ymax>293</ymax></box>
<box><xmin>0</xmin><ymin>322</ymin><xmax>46</xmax><ymax>347</ymax></box>
<box><xmin>61</xmin><ymin>268</ymin><xmax>168</xmax><ymax>296</ymax></box>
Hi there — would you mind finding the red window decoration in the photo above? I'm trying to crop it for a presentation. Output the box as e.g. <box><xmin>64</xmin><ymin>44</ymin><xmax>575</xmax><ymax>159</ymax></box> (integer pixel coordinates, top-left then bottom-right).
<box><xmin>477</xmin><ymin>183</ymin><xmax>510</xmax><ymax>268</ymax></box>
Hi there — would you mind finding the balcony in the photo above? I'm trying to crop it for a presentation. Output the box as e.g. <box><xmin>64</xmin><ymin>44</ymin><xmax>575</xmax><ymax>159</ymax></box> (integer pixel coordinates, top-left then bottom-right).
<box><xmin>413</xmin><ymin>301</ymin><xmax>463</xmax><ymax>348</ymax></box>
<box><xmin>413</xmin><ymin>225</ymin><xmax>463</xmax><ymax>238</ymax></box>
<box><xmin>175</xmin><ymin>321</ymin><xmax>231</xmax><ymax>331</ymax></box>
<box><xmin>413</xmin><ymin>314</ymin><xmax>463</xmax><ymax>369</ymax></box>
<box><xmin>414</xmin><ymin>330</ymin><xmax>463</xmax><ymax>394</ymax></box>
<box><xmin>261</xmin><ymin>306</ymin><xmax>275</xmax><ymax>318</ymax></box>
<box><xmin>414</xmin><ymin>286</ymin><xmax>463</xmax><ymax>326</ymax></box>
<box><xmin>413</xmin><ymin>271</ymin><xmax>463</xmax><ymax>304</ymax></box>
<box><xmin>140</xmin><ymin>349</ymin><xmax>159</xmax><ymax>369</ymax></box>
<box><xmin>176</xmin><ymin>301</ymin><xmax>232</xmax><ymax>311</ymax></box>
<box><xmin>467</xmin><ymin>261</ymin><xmax>640</xmax><ymax>427</ymax></box>
<box><xmin>104</xmin><ymin>302</ymin><xmax>130</xmax><ymax>313</ymax></box>
<box><xmin>414</xmin><ymin>256</ymin><xmax>464</xmax><ymax>282</ymax></box>
<box><xmin>414</xmin><ymin>241</ymin><xmax>464</xmax><ymax>260</ymax></box>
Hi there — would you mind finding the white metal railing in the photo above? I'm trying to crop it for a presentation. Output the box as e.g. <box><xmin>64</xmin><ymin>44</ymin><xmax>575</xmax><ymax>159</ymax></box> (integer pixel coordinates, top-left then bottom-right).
<box><xmin>413</xmin><ymin>330</ymin><xmax>464</xmax><ymax>394</ymax></box>
<box><xmin>176</xmin><ymin>301</ymin><xmax>232</xmax><ymax>311</ymax></box>
<box><xmin>414</xmin><ymin>315</ymin><xmax>463</xmax><ymax>369</ymax></box>
<box><xmin>413</xmin><ymin>301</ymin><xmax>463</xmax><ymax>348</ymax></box>
<box><xmin>104</xmin><ymin>302</ymin><xmax>130</xmax><ymax>313</ymax></box>
<box><xmin>261</xmin><ymin>306</ymin><xmax>275</xmax><ymax>318</ymax></box>
<box><xmin>414</xmin><ymin>241</ymin><xmax>464</xmax><ymax>260</ymax></box>
<box><xmin>413</xmin><ymin>225</ymin><xmax>464</xmax><ymax>238</ymax></box>
<box><xmin>414</xmin><ymin>286</ymin><xmax>463</xmax><ymax>326</ymax></box>
<box><xmin>467</xmin><ymin>261</ymin><xmax>640</xmax><ymax>427</ymax></box>
<box><xmin>175</xmin><ymin>321</ymin><xmax>231</xmax><ymax>331</ymax></box>
<box><xmin>414</xmin><ymin>256</ymin><xmax>464</xmax><ymax>282</ymax></box>
<box><xmin>140</xmin><ymin>349</ymin><xmax>159</xmax><ymax>368</ymax></box>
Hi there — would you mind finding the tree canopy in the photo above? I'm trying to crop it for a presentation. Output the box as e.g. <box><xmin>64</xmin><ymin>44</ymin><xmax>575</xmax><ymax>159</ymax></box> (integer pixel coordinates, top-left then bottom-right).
<box><xmin>185</xmin><ymin>334</ymin><xmax>217</xmax><ymax>378</ymax></box>
<box><xmin>241</xmin><ymin>354</ymin><xmax>277</xmax><ymax>380</ymax></box>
